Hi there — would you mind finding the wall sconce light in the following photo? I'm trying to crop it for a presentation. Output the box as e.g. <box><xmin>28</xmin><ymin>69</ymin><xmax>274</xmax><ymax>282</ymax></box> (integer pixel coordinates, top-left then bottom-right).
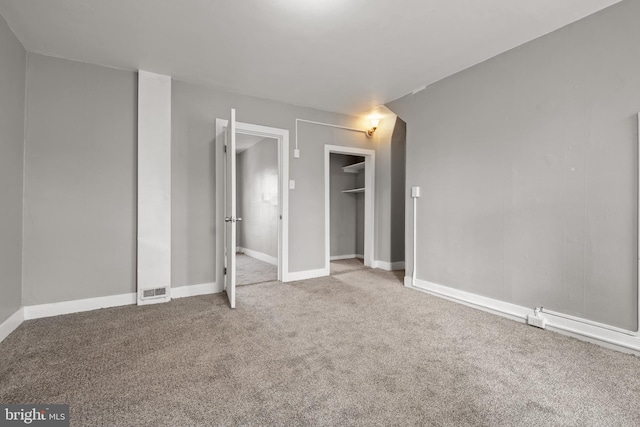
<box><xmin>366</xmin><ymin>118</ymin><xmax>380</xmax><ymax>137</ymax></box>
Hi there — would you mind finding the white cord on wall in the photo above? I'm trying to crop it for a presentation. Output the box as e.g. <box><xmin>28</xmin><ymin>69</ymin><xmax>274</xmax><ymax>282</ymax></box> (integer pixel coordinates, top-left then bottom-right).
<box><xmin>295</xmin><ymin>118</ymin><xmax>367</xmax><ymax>155</ymax></box>
<box><xmin>411</xmin><ymin>186</ymin><xmax>420</xmax><ymax>287</ymax></box>
<box><xmin>412</xmin><ymin>196</ymin><xmax>417</xmax><ymax>287</ymax></box>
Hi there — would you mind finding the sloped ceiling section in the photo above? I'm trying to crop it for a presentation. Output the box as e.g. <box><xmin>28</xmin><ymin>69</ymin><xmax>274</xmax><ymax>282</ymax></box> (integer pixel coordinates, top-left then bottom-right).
<box><xmin>0</xmin><ymin>0</ymin><xmax>621</xmax><ymax>115</ymax></box>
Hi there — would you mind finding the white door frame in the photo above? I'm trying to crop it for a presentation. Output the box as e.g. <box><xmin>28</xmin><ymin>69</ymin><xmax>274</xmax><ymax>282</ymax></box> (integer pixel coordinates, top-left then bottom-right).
<box><xmin>215</xmin><ymin>119</ymin><xmax>290</xmax><ymax>289</ymax></box>
<box><xmin>325</xmin><ymin>145</ymin><xmax>375</xmax><ymax>272</ymax></box>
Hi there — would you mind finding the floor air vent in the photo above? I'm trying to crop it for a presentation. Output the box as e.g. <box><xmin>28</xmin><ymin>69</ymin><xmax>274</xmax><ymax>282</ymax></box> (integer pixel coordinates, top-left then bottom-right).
<box><xmin>142</xmin><ymin>287</ymin><xmax>168</xmax><ymax>299</ymax></box>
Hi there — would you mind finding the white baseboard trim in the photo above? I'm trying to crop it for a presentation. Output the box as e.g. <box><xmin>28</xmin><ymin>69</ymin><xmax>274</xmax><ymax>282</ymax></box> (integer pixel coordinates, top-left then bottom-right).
<box><xmin>18</xmin><ymin>282</ymin><xmax>222</xmax><ymax>323</ymax></box>
<box><xmin>238</xmin><ymin>247</ymin><xmax>278</xmax><ymax>266</ymax></box>
<box><xmin>373</xmin><ymin>260</ymin><xmax>406</xmax><ymax>271</ymax></box>
<box><xmin>172</xmin><ymin>282</ymin><xmax>220</xmax><ymax>299</ymax></box>
<box><xmin>406</xmin><ymin>276</ymin><xmax>640</xmax><ymax>355</ymax></box>
<box><xmin>0</xmin><ymin>307</ymin><xmax>25</xmax><ymax>343</ymax></box>
<box><xmin>24</xmin><ymin>292</ymin><xmax>137</xmax><ymax>320</ymax></box>
<box><xmin>330</xmin><ymin>254</ymin><xmax>361</xmax><ymax>261</ymax></box>
<box><xmin>136</xmin><ymin>295</ymin><xmax>171</xmax><ymax>306</ymax></box>
<box><xmin>285</xmin><ymin>267</ymin><xmax>329</xmax><ymax>282</ymax></box>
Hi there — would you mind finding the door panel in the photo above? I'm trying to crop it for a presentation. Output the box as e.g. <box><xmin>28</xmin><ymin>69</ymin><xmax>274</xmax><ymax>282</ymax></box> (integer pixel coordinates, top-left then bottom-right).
<box><xmin>224</xmin><ymin>109</ymin><xmax>237</xmax><ymax>308</ymax></box>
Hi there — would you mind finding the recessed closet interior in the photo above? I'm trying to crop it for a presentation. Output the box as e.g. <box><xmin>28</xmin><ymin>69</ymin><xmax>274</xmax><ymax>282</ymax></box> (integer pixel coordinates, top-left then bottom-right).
<box><xmin>329</xmin><ymin>153</ymin><xmax>366</xmax><ymax>266</ymax></box>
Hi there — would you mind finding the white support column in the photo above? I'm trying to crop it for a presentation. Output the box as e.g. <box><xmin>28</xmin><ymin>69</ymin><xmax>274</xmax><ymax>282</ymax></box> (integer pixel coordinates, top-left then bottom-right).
<box><xmin>137</xmin><ymin>70</ymin><xmax>172</xmax><ymax>305</ymax></box>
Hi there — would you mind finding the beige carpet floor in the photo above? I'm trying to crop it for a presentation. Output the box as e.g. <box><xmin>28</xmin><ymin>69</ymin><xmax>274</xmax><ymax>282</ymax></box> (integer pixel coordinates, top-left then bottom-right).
<box><xmin>330</xmin><ymin>257</ymin><xmax>365</xmax><ymax>275</ymax></box>
<box><xmin>236</xmin><ymin>253</ymin><xmax>277</xmax><ymax>286</ymax></box>
<box><xmin>1</xmin><ymin>260</ymin><xmax>640</xmax><ymax>426</ymax></box>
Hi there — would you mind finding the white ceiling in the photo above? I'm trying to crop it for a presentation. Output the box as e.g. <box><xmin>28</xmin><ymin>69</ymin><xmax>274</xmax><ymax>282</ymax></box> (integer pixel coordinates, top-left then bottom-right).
<box><xmin>0</xmin><ymin>0</ymin><xmax>621</xmax><ymax>116</ymax></box>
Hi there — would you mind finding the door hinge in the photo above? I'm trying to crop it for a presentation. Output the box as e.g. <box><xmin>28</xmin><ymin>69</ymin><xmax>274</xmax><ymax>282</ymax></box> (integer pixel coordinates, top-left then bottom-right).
<box><xmin>224</xmin><ymin>145</ymin><xmax>227</xmax><ymax>153</ymax></box>
<box><xmin>224</xmin><ymin>267</ymin><xmax>227</xmax><ymax>275</ymax></box>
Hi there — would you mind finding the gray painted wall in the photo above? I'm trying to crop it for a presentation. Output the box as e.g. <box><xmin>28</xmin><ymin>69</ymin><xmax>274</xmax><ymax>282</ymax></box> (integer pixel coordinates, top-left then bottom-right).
<box><xmin>0</xmin><ymin>15</ymin><xmax>25</xmax><ymax>323</ymax></box>
<box><xmin>23</xmin><ymin>54</ymin><xmax>137</xmax><ymax>305</ymax></box>
<box><xmin>21</xmin><ymin>53</ymin><xmax>404</xmax><ymax>304</ymax></box>
<box><xmin>390</xmin><ymin>118</ymin><xmax>406</xmax><ymax>263</ymax></box>
<box><xmin>372</xmin><ymin>112</ymin><xmax>406</xmax><ymax>265</ymax></box>
<box><xmin>171</xmin><ymin>80</ymin><xmax>216</xmax><ymax>288</ymax></box>
<box><xmin>237</xmin><ymin>138</ymin><xmax>278</xmax><ymax>259</ymax></box>
<box><xmin>173</xmin><ymin>79</ymin><xmax>402</xmax><ymax>288</ymax></box>
<box><xmin>387</xmin><ymin>0</ymin><xmax>640</xmax><ymax>330</ymax></box>
<box><xmin>330</xmin><ymin>154</ymin><xmax>362</xmax><ymax>258</ymax></box>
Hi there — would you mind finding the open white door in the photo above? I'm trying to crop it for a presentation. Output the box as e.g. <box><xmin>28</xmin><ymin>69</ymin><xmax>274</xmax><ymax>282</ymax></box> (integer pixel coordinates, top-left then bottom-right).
<box><xmin>224</xmin><ymin>109</ymin><xmax>237</xmax><ymax>308</ymax></box>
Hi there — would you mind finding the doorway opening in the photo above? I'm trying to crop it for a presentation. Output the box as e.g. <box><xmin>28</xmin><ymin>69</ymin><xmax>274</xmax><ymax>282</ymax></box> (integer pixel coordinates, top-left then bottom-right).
<box><xmin>235</xmin><ymin>134</ymin><xmax>279</xmax><ymax>286</ymax></box>
<box><xmin>329</xmin><ymin>153</ymin><xmax>366</xmax><ymax>275</ymax></box>
<box><xmin>324</xmin><ymin>145</ymin><xmax>375</xmax><ymax>276</ymax></box>
<box><xmin>215</xmin><ymin>115</ymin><xmax>290</xmax><ymax>308</ymax></box>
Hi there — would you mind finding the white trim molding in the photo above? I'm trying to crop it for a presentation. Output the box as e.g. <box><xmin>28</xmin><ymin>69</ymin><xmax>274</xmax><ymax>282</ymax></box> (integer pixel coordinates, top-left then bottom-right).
<box><xmin>406</xmin><ymin>276</ymin><xmax>640</xmax><ymax>355</ymax></box>
<box><xmin>171</xmin><ymin>282</ymin><xmax>219</xmax><ymax>299</ymax></box>
<box><xmin>238</xmin><ymin>247</ymin><xmax>278</xmax><ymax>266</ymax></box>
<box><xmin>373</xmin><ymin>260</ymin><xmax>406</xmax><ymax>271</ymax></box>
<box><xmin>216</xmin><ymin>119</ymin><xmax>290</xmax><ymax>284</ymax></box>
<box><xmin>0</xmin><ymin>308</ymin><xmax>24</xmax><ymax>343</ymax></box>
<box><xmin>1</xmin><ymin>282</ymin><xmax>224</xmax><ymax>343</ymax></box>
<box><xmin>330</xmin><ymin>254</ymin><xmax>363</xmax><ymax>261</ymax></box>
<box><xmin>286</xmin><ymin>267</ymin><xmax>330</xmax><ymax>282</ymax></box>
<box><xmin>24</xmin><ymin>293</ymin><xmax>137</xmax><ymax>320</ymax></box>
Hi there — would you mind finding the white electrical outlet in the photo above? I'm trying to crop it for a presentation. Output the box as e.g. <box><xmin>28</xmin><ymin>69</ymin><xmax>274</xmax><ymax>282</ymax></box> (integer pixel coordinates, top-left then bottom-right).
<box><xmin>289</xmin><ymin>180</ymin><xmax>295</xmax><ymax>190</ymax></box>
<box><xmin>411</xmin><ymin>186</ymin><xmax>421</xmax><ymax>198</ymax></box>
<box><xmin>294</xmin><ymin>149</ymin><xmax>300</xmax><ymax>158</ymax></box>
<box><xmin>527</xmin><ymin>315</ymin><xmax>546</xmax><ymax>329</ymax></box>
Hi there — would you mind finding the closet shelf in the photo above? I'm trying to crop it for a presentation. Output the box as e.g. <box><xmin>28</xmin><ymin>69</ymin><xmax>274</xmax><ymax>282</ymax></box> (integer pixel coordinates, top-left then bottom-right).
<box><xmin>342</xmin><ymin>161</ymin><xmax>365</xmax><ymax>174</ymax></box>
<box><xmin>342</xmin><ymin>187</ymin><xmax>365</xmax><ymax>194</ymax></box>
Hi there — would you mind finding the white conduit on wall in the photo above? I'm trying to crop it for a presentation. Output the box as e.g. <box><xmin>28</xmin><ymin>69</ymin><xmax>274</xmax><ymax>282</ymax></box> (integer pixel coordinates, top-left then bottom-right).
<box><xmin>412</xmin><ymin>196</ymin><xmax>417</xmax><ymax>287</ymax></box>
<box><xmin>295</xmin><ymin>118</ymin><xmax>367</xmax><ymax>152</ymax></box>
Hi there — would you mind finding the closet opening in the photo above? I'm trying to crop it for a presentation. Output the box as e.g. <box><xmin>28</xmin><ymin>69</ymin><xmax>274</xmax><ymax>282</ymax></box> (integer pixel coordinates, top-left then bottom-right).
<box><xmin>329</xmin><ymin>153</ymin><xmax>366</xmax><ymax>274</ymax></box>
<box><xmin>324</xmin><ymin>145</ymin><xmax>375</xmax><ymax>276</ymax></box>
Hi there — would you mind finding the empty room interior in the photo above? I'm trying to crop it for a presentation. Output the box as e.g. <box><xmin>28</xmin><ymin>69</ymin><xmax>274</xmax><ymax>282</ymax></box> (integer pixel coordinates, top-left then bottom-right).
<box><xmin>1</xmin><ymin>0</ymin><xmax>640</xmax><ymax>425</ymax></box>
